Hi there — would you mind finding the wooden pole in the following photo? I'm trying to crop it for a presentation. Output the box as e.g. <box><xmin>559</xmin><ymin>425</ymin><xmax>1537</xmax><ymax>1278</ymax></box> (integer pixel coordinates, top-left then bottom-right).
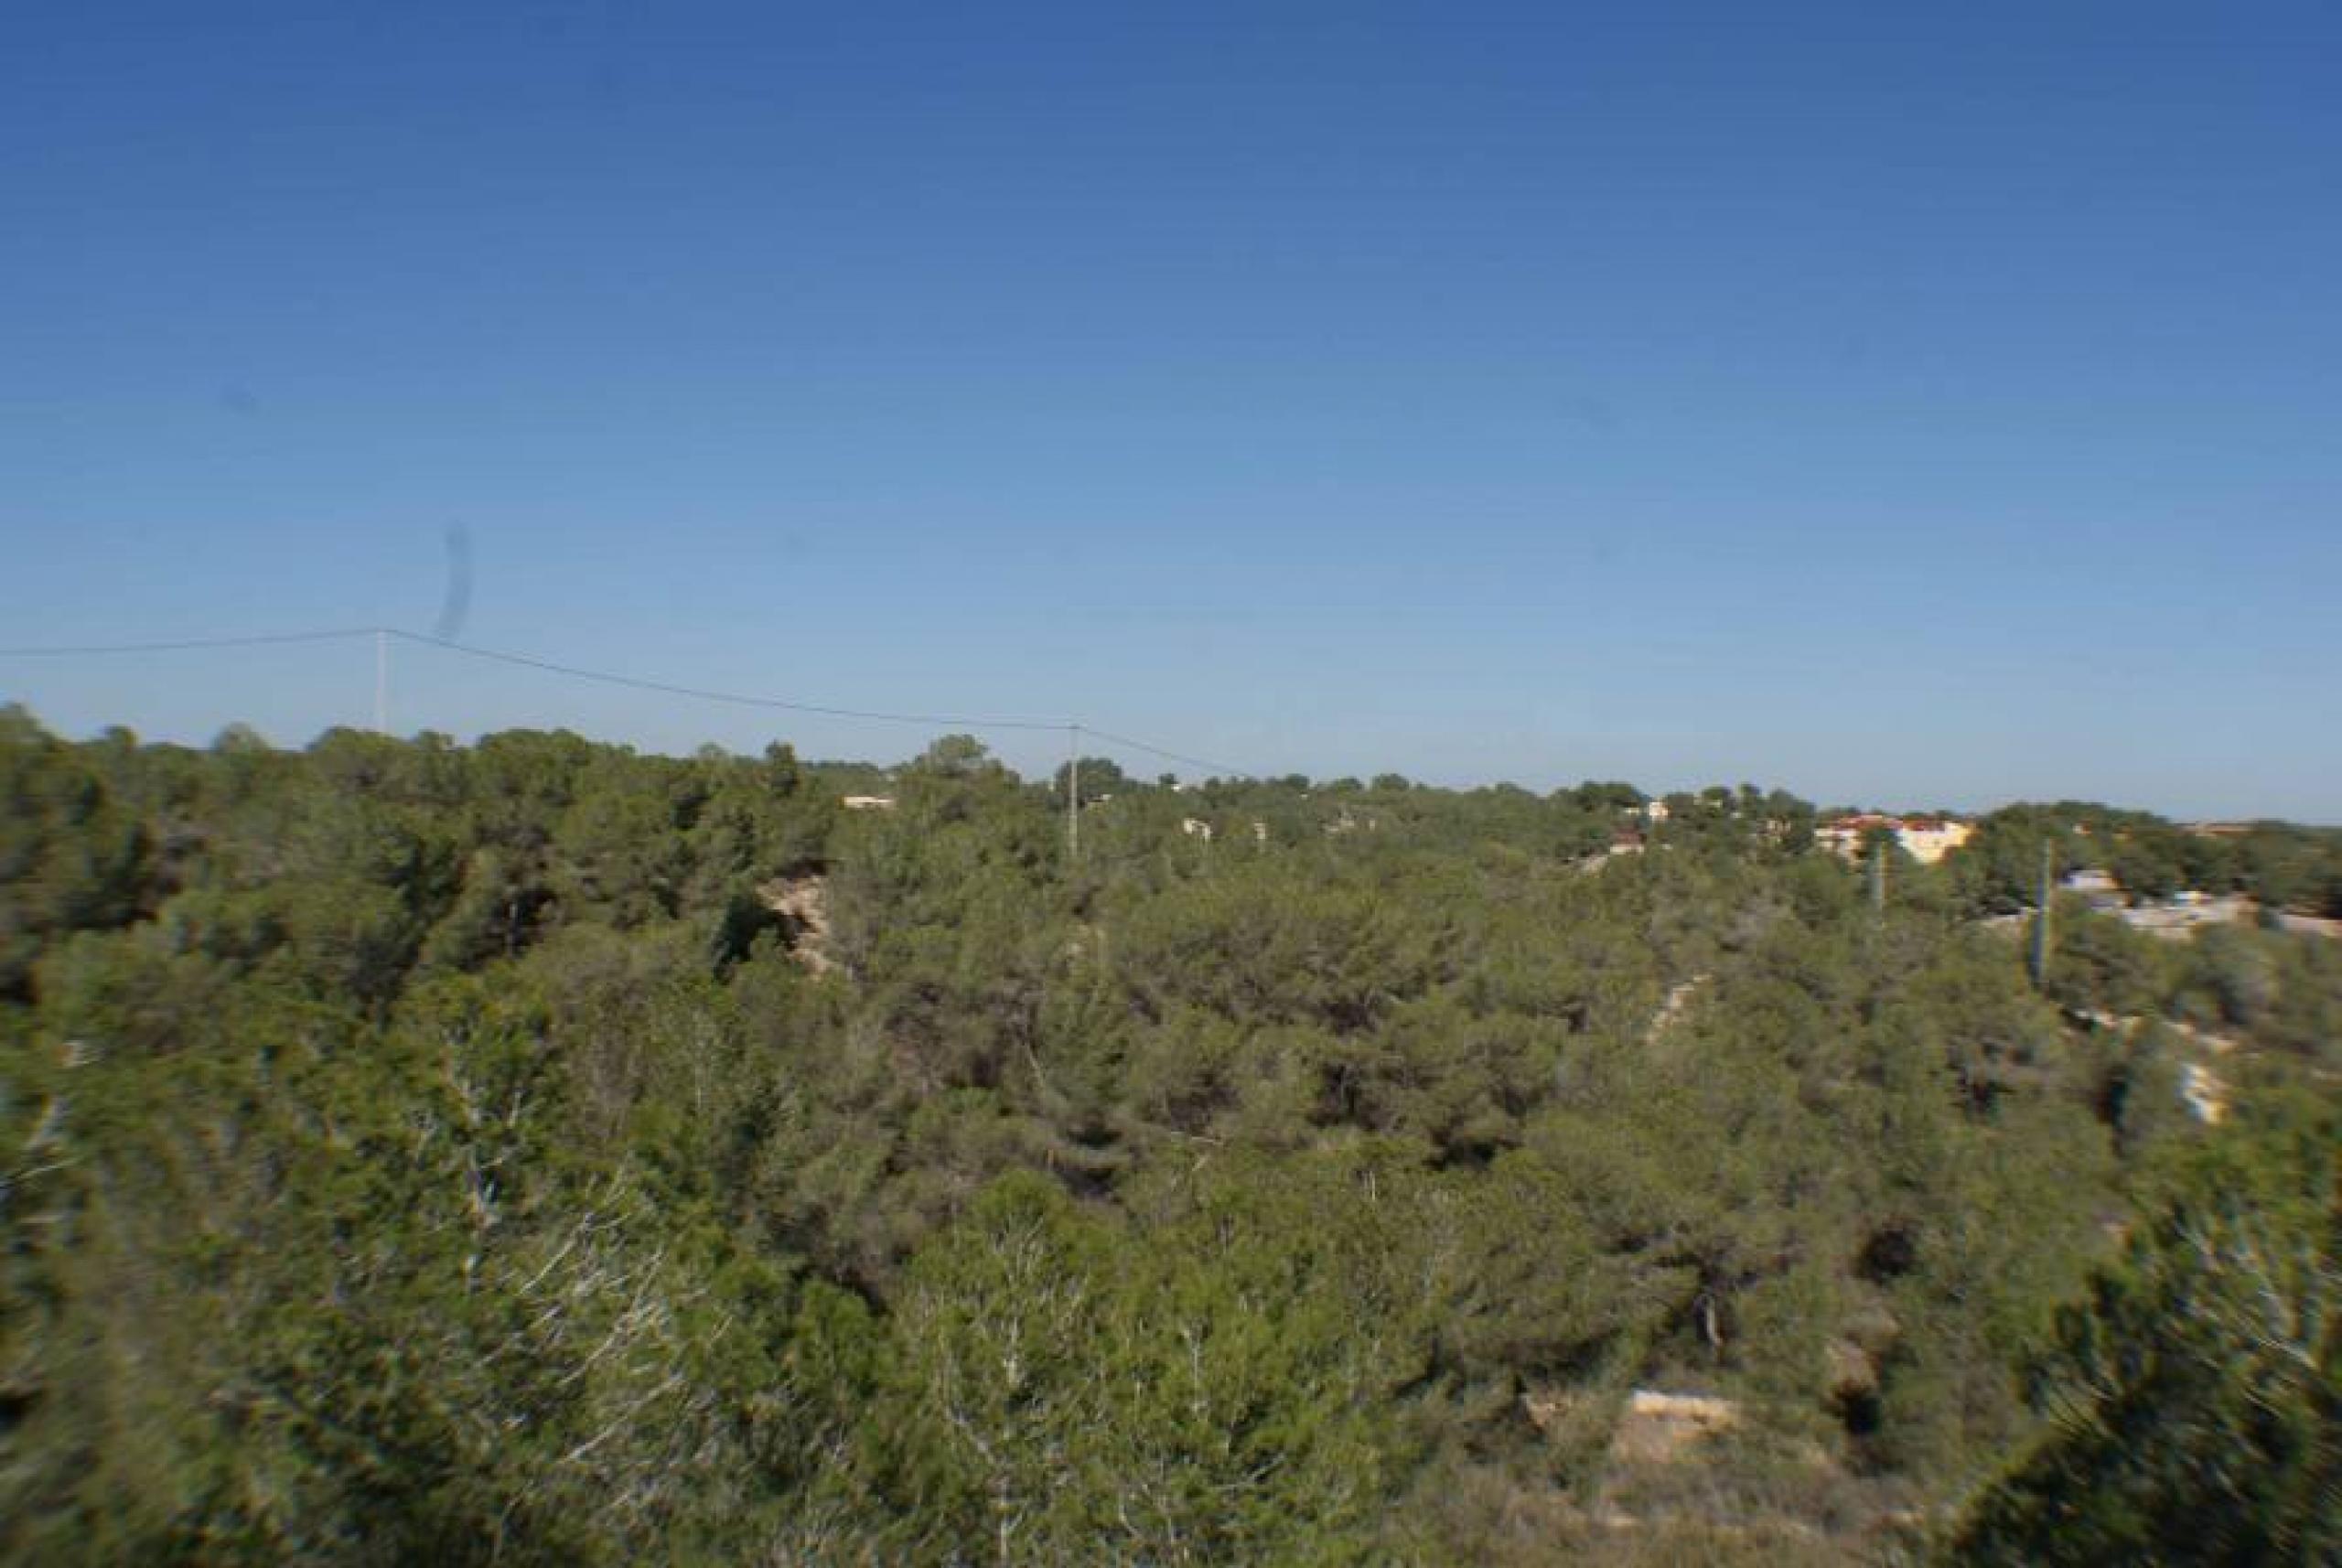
<box><xmin>1066</xmin><ymin>724</ymin><xmax>1080</xmax><ymax>865</ymax></box>
<box><xmin>2031</xmin><ymin>838</ymin><xmax>2055</xmax><ymax>989</ymax></box>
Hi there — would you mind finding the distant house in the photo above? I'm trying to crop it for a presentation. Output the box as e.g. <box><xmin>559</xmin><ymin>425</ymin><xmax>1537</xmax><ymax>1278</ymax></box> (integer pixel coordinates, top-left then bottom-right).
<box><xmin>1815</xmin><ymin>813</ymin><xmax>1974</xmax><ymax>865</ymax></box>
<box><xmin>1896</xmin><ymin>818</ymin><xmax>1974</xmax><ymax>865</ymax></box>
<box><xmin>2057</xmin><ymin>868</ymin><xmax>2127</xmax><ymax>912</ymax></box>
<box><xmin>1814</xmin><ymin>814</ymin><xmax>1891</xmax><ymax>860</ymax></box>
<box><xmin>841</xmin><ymin>795</ymin><xmax>896</xmax><ymax>811</ymax></box>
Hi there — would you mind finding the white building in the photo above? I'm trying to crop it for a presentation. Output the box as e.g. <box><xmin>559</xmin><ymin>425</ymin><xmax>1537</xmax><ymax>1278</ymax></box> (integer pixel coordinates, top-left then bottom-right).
<box><xmin>1816</xmin><ymin>814</ymin><xmax>1974</xmax><ymax>865</ymax></box>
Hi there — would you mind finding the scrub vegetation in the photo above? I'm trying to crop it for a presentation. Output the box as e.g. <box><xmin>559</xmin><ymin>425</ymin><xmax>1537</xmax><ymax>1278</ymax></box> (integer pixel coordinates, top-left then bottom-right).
<box><xmin>3</xmin><ymin>709</ymin><xmax>2335</xmax><ymax>1563</ymax></box>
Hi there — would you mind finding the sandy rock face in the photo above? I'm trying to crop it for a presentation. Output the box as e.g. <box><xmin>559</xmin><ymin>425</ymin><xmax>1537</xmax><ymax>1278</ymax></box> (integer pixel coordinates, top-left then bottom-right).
<box><xmin>758</xmin><ymin>874</ymin><xmax>834</xmax><ymax>973</ymax></box>
<box><xmin>1606</xmin><ymin>1390</ymin><xmax>1741</xmax><ymax>1465</ymax></box>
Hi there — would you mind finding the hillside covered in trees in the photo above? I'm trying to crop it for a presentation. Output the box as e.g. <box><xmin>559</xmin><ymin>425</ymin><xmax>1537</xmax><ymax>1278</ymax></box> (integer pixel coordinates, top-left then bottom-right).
<box><xmin>3</xmin><ymin>709</ymin><xmax>2336</xmax><ymax>1564</ymax></box>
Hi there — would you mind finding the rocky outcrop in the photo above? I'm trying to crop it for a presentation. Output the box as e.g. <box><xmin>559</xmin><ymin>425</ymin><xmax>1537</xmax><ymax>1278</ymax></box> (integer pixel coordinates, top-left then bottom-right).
<box><xmin>757</xmin><ymin>874</ymin><xmax>834</xmax><ymax>974</ymax></box>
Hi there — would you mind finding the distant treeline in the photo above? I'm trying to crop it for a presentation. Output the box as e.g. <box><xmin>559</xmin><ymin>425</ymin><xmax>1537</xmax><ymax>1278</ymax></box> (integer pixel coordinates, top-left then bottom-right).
<box><xmin>3</xmin><ymin>709</ymin><xmax>2335</xmax><ymax>1564</ymax></box>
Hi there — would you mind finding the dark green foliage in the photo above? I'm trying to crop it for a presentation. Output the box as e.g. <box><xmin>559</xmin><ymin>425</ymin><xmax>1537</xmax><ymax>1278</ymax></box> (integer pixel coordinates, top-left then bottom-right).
<box><xmin>0</xmin><ymin>706</ymin><xmax>151</xmax><ymax>997</ymax></box>
<box><xmin>1947</xmin><ymin>1099</ymin><xmax>2340</xmax><ymax>1565</ymax></box>
<box><xmin>1</xmin><ymin>711</ymin><xmax>2334</xmax><ymax>1563</ymax></box>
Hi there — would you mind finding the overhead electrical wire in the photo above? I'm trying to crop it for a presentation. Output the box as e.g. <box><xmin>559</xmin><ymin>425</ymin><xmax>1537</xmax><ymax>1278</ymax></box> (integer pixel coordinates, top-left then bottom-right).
<box><xmin>1077</xmin><ymin>724</ymin><xmax>1252</xmax><ymax>781</ymax></box>
<box><xmin>385</xmin><ymin>629</ymin><xmax>1072</xmax><ymax>733</ymax></box>
<box><xmin>0</xmin><ymin>628</ymin><xmax>381</xmax><ymax>657</ymax></box>
<box><xmin>0</xmin><ymin>625</ymin><xmax>1257</xmax><ymax>778</ymax></box>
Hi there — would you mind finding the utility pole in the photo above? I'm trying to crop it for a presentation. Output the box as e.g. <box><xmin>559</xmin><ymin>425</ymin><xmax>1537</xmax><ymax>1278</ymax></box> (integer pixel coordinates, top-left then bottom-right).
<box><xmin>2031</xmin><ymin>838</ymin><xmax>2055</xmax><ymax>989</ymax></box>
<box><xmin>1871</xmin><ymin>833</ymin><xmax>1888</xmax><ymax>915</ymax></box>
<box><xmin>373</xmin><ymin>628</ymin><xmax>389</xmax><ymax>736</ymax></box>
<box><xmin>1066</xmin><ymin>724</ymin><xmax>1080</xmax><ymax>865</ymax></box>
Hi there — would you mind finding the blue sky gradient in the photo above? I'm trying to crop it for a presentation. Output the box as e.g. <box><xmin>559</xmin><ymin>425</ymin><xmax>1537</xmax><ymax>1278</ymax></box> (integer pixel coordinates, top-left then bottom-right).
<box><xmin>5</xmin><ymin>3</ymin><xmax>2337</xmax><ymax>816</ymax></box>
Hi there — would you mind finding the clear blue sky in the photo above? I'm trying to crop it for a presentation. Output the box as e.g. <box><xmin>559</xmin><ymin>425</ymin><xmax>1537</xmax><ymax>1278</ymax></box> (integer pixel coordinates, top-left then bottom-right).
<box><xmin>5</xmin><ymin>2</ymin><xmax>2337</xmax><ymax>818</ymax></box>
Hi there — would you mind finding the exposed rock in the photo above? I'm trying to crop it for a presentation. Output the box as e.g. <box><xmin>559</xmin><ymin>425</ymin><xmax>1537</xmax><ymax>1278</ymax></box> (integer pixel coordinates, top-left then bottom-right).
<box><xmin>1646</xmin><ymin>975</ymin><xmax>1710</xmax><ymax>1039</ymax></box>
<box><xmin>757</xmin><ymin>874</ymin><xmax>834</xmax><ymax>974</ymax></box>
<box><xmin>2168</xmin><ymin>1018</ymin><xmax>2242</xmax><ymax>1056</ymax></box>
<box><xmin>1824</xmin><ymin>1338</ymin><xmax>1877</xmax><ymax>1402</ymax></box>
<box><xmin>2180</xmin><ymin>1060</ymin><xmax>2229</xmax><ymax>1124</ymax></box>
<box><xmin>1607</xmin><ymin>1390</ymin><xmax>1740</xmax><ymax>1465</ymax></box>
<box><xmin>1520</xmin><ymin>1387</ymin><xmax>1571</xmax><ymax>1435</ymax></box>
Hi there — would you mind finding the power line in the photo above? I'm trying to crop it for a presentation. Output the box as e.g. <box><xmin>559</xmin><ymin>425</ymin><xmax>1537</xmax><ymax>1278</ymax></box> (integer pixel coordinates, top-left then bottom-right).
<box><xmin>1078</xmin><ymin>724</ymin><xmax>1252</xmax><ymax>780</ymax></box>
<box><xmin>388</xmin><ymin>629</ymin><xmax>1071</xmax><ymax>732</ymax></box>
<box><xmin>0</xmin><ymin>623</ymin><xmax>1257</xmax><ymax>777</ymax></box>
<box><xmin>0</xmin><ymin>628</ymin><xmax>381</xmax><ymax>657</ymax></box>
